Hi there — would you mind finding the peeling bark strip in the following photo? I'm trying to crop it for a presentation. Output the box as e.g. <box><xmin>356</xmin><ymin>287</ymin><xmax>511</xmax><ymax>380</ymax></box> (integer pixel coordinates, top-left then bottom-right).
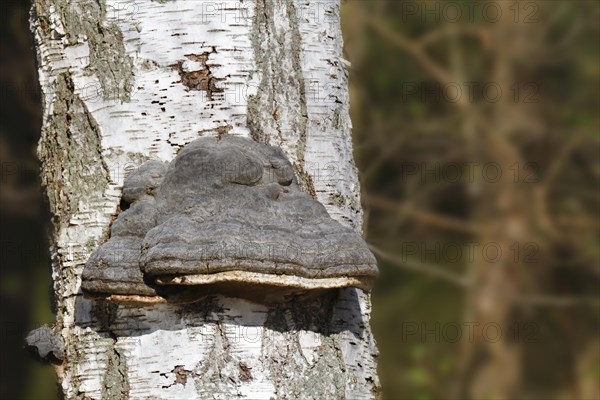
<box><xmin>31</xmin><ymin>0</ymin><xmax>380</xmax><ymax>398</ymax></box>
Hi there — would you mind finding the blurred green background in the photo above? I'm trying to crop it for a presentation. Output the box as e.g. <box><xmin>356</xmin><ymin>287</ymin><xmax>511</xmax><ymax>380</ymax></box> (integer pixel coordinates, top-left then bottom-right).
<box><xmin>1</xmin><ymin>0</ymin><xmax>599</xmax><ymax>399</ymax></box>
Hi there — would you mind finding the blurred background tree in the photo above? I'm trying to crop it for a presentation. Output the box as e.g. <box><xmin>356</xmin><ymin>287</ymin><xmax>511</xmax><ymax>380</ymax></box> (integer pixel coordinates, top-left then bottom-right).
<box><xmin>1</xmin><ymin>0</ymin><xmax>599</xmax><ymax>399</ymax></box>
<box><xmin>342</xmin><ymin>1</ymin><xmax>599</xmax><ymax>399</ymax></box>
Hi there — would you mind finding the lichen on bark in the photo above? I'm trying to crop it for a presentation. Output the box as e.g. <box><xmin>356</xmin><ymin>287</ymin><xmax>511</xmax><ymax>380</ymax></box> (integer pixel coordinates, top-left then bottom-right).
<box><xmin>263</xmin><ymin>294</ymin><xmax>347</xmax><ymax>399</ymax></box>
<box><xmin>38</xmin><ymin>73</ymin><xmax>109</xmax><ymax>229</ymax></box>
<box><xmin>34</xmin><ymin>0</ymin><xmax>134</xmax><ymax>102</ymax></box>
<box><xmin>248</xmin><ymin>0</ymin><xmax>308</xmax><ymax>165</ymax></box>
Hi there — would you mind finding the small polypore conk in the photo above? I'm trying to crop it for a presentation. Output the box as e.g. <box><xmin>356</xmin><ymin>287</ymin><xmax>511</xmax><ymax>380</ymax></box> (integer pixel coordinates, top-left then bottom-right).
<box><xmin>81</xmin><ymin>136</ymin><xmax>378</xmax><ymax>303</ymax></box>
<box><xmin>25</xmin><ymin>326</ymin><xmax>65</xmax><ymax>364</ymax></box>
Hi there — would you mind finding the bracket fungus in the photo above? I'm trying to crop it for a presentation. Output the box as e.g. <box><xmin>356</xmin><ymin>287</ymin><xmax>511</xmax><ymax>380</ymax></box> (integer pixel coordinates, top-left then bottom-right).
<box><xmin>82</xmin><ymin>136</ymin><xmax>378</xmax><ymax>303</ymax></box>
<box><xmin>25</xmin><ymin>326</ymin><xmax>64</xmax><ymax>364</ymax></box>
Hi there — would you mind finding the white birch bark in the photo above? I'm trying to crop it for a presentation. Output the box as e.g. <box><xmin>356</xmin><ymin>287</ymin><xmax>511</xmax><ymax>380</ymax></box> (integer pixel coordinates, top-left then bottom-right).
<box><xmin>30</xmin><ymin>0</ymin><xmax>380</xmax><ymax>398</ymax></box>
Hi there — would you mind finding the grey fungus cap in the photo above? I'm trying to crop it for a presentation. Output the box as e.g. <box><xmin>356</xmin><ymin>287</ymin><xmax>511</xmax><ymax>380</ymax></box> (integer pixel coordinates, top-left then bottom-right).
<box><xmin>81</xmin><ymin>162</ymin><xmax>167</xmax><ymax>300</ymax></box>
<box><xmin>81</xmin><ymin>136</ymin><xmax>378</xmax><ymax>303</ymax></box>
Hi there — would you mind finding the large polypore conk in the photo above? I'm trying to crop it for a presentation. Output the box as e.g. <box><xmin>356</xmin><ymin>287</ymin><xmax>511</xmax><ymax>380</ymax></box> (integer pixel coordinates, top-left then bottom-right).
<box><xmin>82</xmin><ymin>136</ymin><xmax>378</xmax><ymax>303</ymax></box>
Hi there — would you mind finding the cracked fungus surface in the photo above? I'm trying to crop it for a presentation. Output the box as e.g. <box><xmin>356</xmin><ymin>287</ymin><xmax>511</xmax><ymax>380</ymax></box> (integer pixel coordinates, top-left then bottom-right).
<box><xmin>82</xmin><ymin>135</ymin><xmax>378</xmax><ymax>302</ymax></box>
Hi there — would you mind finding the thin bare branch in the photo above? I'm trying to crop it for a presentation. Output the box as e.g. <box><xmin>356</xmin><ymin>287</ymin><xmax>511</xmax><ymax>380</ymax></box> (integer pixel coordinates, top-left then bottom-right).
<box><xmin>418</xmin><ymin>25</ymin><xmax>491</xmax><ymax>48</ymax></box>
<box><xmin>505</xmin><ymin>293</ymin><xmax>600</xmax><ymax>308</ymax></box>
<box><xmin>369</xmin><ymin>244</ymin><xmax>472</xmax><ymax>287</ymax></box>
<box><xmin>366</xmin><ymin>17</ymin><xmax>456</xmax><ymax>91</ymax></box>
<box><xmin>371</xmin><ymin>246</ymin><xmax>600</xmax><ymax>307</ymax></box>
<box><xmin>368</xmin><ymin>195</ymin><xmax>483</xmax><ymax>235</ymax></box>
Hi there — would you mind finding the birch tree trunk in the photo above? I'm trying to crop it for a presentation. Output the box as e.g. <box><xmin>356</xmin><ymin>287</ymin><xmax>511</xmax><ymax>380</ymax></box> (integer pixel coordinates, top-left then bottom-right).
<box><xmin>30</xmin><ymin>0</ymin><xmax>380</xmax><ymax>398</ymax></box>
